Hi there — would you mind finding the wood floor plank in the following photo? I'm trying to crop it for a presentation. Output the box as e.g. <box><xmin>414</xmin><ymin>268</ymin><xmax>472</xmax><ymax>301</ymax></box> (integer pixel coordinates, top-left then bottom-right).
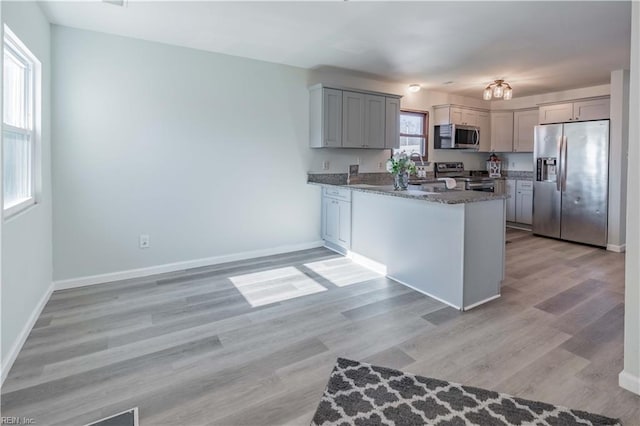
<box><xmin>534</xmin><ymin>278</ymin><xmax>607</xmax><ymax>315</ymax></box>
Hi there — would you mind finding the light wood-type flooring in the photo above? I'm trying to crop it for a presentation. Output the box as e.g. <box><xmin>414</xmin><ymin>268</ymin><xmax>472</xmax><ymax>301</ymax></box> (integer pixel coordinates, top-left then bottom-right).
<box><xmin>2</xmin><ymin>229</ymin><xmax>639</xmax><ymax>425</ymax></box>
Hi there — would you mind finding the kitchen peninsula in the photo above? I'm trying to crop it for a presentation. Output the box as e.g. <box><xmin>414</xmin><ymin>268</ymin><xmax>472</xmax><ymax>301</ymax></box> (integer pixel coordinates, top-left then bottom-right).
<box><xmin>311</xmin><ymin>179</ymin><xmax>508</xmax><ymax>311</ymax></box>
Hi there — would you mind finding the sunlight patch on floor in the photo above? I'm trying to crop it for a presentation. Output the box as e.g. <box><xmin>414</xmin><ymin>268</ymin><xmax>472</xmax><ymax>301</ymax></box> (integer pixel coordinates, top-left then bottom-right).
<box><xmin>229</xmin><ymin>266</ymin><xmax>327</xmax><ymax>307</ymax></box>
<box><xmin>304</xmin><ymin>257</ymin><xmax>383</xmax><ymax>287</ymax></box>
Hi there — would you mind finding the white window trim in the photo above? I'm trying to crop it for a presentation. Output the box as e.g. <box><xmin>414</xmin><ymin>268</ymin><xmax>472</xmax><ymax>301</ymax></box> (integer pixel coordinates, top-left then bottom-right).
<box><xmin>398</xmin><ymin>110</ymin><xmax>428</xmax><ymax>159</ymax></box>
<box><xmin>3</xmin><ymin>24</ymin><xmax>40</xmax><ymax>220</ymax></box>
<box><xmin>4</xmin><ymin>196</ymin><xmax>35</xmax><ymax>218</ymax></box>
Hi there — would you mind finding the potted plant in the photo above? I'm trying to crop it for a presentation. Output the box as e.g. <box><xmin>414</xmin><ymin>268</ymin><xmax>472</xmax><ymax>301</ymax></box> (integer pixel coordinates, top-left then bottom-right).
<box><xmin>386</xmin><ymin>152</ymin><xmax>417</xmax><ymax>190</ymax></box>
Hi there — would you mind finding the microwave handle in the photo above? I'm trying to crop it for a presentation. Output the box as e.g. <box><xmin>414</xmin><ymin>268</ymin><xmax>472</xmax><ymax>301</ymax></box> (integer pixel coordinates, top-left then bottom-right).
<box><xmin>474</xmin><ymin>128</ymin><xmax>480</xmax><ymax>145</ymax></box>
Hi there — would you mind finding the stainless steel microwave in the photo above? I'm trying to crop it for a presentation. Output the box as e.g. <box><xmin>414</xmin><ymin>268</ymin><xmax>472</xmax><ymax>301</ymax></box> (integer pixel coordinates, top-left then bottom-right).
<box><xmin>434</xmin><ymin>124</ymin><xmax>480</xmax><ymax>150</ymax></box>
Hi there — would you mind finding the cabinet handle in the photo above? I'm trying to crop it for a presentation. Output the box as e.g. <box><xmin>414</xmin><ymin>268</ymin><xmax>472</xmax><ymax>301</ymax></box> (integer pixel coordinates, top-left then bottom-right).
<box><xmin>575</xmin><ymin>116</ymin><xmax>579</xmax><ymax>120</ymax></box>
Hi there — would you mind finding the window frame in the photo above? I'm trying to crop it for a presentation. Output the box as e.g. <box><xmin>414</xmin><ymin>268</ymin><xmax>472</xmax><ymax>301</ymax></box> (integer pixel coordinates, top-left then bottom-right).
<box><xmin>398</xmin><ymin>109</ymin><xmax>429</xmax><ymax>161</ymax></box>
<box><xmin>3</xmin><ymin>24</ymin><xmax>38</xmax><ymax>219</ymax></box>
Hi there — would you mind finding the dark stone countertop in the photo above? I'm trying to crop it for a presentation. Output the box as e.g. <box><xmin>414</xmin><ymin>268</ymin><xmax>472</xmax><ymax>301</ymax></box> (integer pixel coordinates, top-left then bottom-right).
<box><xmin>308</xmin><ymin>182</ymin><xmax>508</xmax><ymax>205</ymax></box>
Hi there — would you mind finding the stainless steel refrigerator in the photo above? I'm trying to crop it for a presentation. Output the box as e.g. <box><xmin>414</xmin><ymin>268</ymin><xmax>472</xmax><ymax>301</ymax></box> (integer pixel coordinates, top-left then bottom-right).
<box><xmin>533</xmin><ymin>120</ymin><xmax>609</xmax><ymax>247</ymax></box>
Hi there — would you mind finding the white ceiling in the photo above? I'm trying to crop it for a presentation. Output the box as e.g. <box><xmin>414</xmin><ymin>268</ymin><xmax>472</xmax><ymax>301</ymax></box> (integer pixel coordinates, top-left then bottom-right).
<box><xmin>38</xmin><ymin>1</ymin><xmax>632</xmax><ymax>98</ymax></box>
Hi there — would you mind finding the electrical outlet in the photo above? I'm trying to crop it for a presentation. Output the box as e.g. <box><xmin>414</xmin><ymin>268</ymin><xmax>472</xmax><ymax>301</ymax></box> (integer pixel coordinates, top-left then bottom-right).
<box><xmin>356</xmin><ymin>157</ymin><xmax>360</xmax><ymax>165</ymax></box>
<box><xmin>378</xmin><ymin>162</ymin><xmax>384</xmax><ymax>170</ymax></box>
<box><xmin>322</xmin><ymin>160</ymin><xmax>330</xmax><ymax>170</ymax></box>
<box><xmin>139</xmin><ymin>234</ymin><xmax>150</xmax><ymax>249</ymax></box>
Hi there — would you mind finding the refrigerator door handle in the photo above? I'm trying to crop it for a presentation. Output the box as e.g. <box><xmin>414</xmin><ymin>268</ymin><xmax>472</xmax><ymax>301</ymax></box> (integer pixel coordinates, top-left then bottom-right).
<box><xmin>557</xmin><ymin>136</ymin><xmax>563</xmax><ymax>192</ymax></box>
<box><xmin>561</xmin><ymin>135</ymin><xmax>568</xmax><ymax>192</ymax></box>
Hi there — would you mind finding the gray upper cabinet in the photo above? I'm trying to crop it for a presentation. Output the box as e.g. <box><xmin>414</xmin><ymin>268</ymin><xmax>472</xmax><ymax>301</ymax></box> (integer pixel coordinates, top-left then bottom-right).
<box><xmin>309</xmin><ymin>84</ymin><xmax>401</xmax><ymax>149</ymax></box>
<box><xmin>513</xmin><ymin>109</ymin><xmax>538</xmax><ymax>152</ymax></box>
<box><xmin>385</xmin><ymin>97</ymin><xmax>400</xmax><ymax>149</ymax></box>
<box><xmin>309</xmin><ymin>87</ymin><xmax>342</xmax><ymax>148</ymax></box>
<box><xmin>477</xmin><ymin>111</ymin><xmax>491</xmax><ymax>152</ymax></box>
<box><xmin>538</xmin><ymin>103</ymin><xmax>573</xmax><ymax>124</ymax></box>
<box><xmin>342</xmin><ymin>91</ymin><xmax>365</xmax><ymax>148</ymax></box>
<box><xmin>489</xmin><ymin>111</ymin><xmax>514</xmax><ymax>152</ymax></box>
<box><xmin>435</xmin><ymin>105</ymin><xmax>483</xmax><ymax>126</ymax></box>
<box><xmin>573</xmin><ymin>98</ymin><xmax>610</xmax><ymax>122</ymax></box>
<box><xmin>538</xmin><ymin>97</ymin><xmax>610</xmax><ymax>124</ymax></box>
<box><xmin>364</xmin><ymin>94</ymin><xmax>386</xmax><ymax>148</ymax></box>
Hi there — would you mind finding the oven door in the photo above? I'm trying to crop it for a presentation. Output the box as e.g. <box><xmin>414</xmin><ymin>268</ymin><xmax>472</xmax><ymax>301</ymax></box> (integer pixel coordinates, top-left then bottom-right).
<box><xmin>466</xmin><ymin>181</ymin><xmax>495</xmax><ymax>192</ymax></box>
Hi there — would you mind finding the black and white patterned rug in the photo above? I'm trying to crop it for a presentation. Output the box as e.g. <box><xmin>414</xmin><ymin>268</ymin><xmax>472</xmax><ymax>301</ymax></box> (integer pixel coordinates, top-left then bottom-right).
<box><xmin>311</xmin><ymin>358</ymin><xmax>621</xmax><ymax>426</ymax></box>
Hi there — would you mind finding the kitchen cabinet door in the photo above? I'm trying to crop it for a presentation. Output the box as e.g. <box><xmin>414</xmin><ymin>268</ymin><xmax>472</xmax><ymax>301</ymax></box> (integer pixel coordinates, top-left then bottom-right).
<box><xmin>506</xmin><ymin>179</ymin><xmax>516</xmax><ymax>222</ymax></box>
<box><xmin>449</xmin><ymin>107</ymin><xmax>465</xmax><ymax>125</ymax></box>
<box><xmin>516</xmin><ymin>180</ymin><xmax>533</xmax><ymax>225</ymax></box>
<box><xmin>322</xmin><ymin>197</ymin><xmax>338</xmax><ymax>243</ymax></box>
<box><xmin>461</xmin><ymin>109</ymin><xmax>477</xmax><ymax>126</ymax></box>
<box><xmin>364</xmin><ymin>94</ymin><xmax>386</xmax><ymax>148</ymax></box>
<box><xmin>539</xmin><ymin>103</ymin><xmax>573</xmax><ymax>124</ymax></box>
<box><xmin>321</xmin><ymin>196</ymin><xmax>351</xmax><ymax>249</ymax></box>
<box><xmin>573</xmin><ymin>98</ymin><xmax>610</xmax><ymax>121</ymax></box>
<box><xmin>309</xmin><ymin>87</ymin><xmax>342</xmax><ymax>148</ymax></box>
<box><xmin>336</xmin><ymin>199</ymin><xmax>352</xmax><ymax>247</ymax></box>
<box><xmin>513</xmin><ymin>109</ymin><xmax>538</xmax><ymax>152</ymax></box>
<box><xmin>477</xmin><ymin>111</ymin><xmax>491</xmax><ymax>152</ymax></box>
<box><xmin>385</xmin><ymin>97</ymin><xmax>400</xmax><ymax>149</ymax></box>
<box><xmin>490</xmin><ymin>111</ymin><xmax>514</xmax><ymax>152</ymax></box>
<box><xmin>433</xmin><ymin>106</ymin><xmax>450</xmax><ymax>125</ymax></box>
<box><xmin>342</xmin><ymin>91</ymin><xmax>365</xmax><ymax>148</ymax></box>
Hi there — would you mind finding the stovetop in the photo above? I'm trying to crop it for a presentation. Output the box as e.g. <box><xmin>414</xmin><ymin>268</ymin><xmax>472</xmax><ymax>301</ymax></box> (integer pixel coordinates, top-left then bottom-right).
<box><xmin>434</xmin><ymin>162</ymin><xmax>494</xmax><ymax>182</ymax></box>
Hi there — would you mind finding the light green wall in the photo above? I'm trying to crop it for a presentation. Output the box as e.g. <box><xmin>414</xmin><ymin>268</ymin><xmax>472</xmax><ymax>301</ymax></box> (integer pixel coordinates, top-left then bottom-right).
<box><xmin>1</xmin><ymin>1</ymin><xmax>52</xmax><ymax>381</ymax></box>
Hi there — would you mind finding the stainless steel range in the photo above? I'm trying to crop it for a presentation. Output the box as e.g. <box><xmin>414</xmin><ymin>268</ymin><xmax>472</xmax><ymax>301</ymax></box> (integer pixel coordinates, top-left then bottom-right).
<box><xmin>433</xmin><ymin>162</ymin><xmax>496</xmax><ymax>192</ymax></box>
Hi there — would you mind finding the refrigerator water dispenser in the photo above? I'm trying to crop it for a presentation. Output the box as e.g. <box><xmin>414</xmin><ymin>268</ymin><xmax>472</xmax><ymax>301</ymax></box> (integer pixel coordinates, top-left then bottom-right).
<box><xmin>536</xmin><ymin>157</ymin><xmax>557</xmax><ymax>182</ymax></box>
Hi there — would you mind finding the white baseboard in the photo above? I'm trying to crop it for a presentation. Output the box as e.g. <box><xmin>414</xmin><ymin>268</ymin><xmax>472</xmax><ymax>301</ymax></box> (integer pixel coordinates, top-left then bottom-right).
<box><xmin>464</xmin><ymin>294</ymin><xmax>501</xmax><ymax>311</ymax></box>
<box><xmin>323</xmin><ymin>242</ymin><xmax>349</xmax><ymax>256</ymax></box>
<box><xmin>53</xmin><ymin>241</ymin><xmax>325</xmax><ymax>291</ymax></box>
<box><xmin>1</xmin><ymin>282</ymin><xmax>54</xmax><ymax>385</ymax></box>
<box><xmin>619</xmin><ymin>370</ymin><xmax>640</xmax><ymax>395</ymax></box>
<box><xmin>606</xmin><ymin>243</ymin><xmax>626</xmax><ymax>253</ymax></box>
<box><xmin>387</xmin><ymin>274</ymin><xmax>461</xmax><ymax>311</ymax></box>
<box><xmin>347</xmin><ymin>251</ymin><xmax>388</xmax><ymax>276</ymax></box>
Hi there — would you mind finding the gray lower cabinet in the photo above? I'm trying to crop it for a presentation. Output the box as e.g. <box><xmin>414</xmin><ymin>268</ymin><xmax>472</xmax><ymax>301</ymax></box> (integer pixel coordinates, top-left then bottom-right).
<box><xmin>506</xmin><ymin>179</ymin><xmax>532</xmax><ymax>225</ymax></box>
<box><xmin>321</xmin><ymin>187</ymin><xmax>351</xmax><ymax>250</ymax></box>
<box><xmin>506</xmin><ymin>179</ymin><xmax>517</xmax><ymax>222</ymax></box>
<box><xmin>515</xmin><ymin>180</ymin><xmax>533</xmax><ymax>225</ymax></box>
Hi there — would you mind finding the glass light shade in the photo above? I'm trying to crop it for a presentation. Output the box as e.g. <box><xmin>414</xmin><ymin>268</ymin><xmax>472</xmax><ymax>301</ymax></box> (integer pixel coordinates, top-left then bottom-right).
<box><xmin>493</xmin><ymin>84</ymin><xmax>504</xmax><ymax>98</ymax></box>
<box><xmin>483</xmin><ymin>87</ymin><xmax>492</xmax><ymax>100</ymax></box>
<box><xmin>503</xmin><ymin>87</ymin><xmax>513</xmax><ymax>100</ymax></box>
<box><xmin>408</xmin><ymin>84</ymin><xmax>421</xmax><ymax>93</ymax></box>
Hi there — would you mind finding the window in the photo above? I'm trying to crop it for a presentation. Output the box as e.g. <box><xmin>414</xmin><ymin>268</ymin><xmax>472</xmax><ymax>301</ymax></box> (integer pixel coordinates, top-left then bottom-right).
<box><xmin>3</xmin><ymin>25</ymin><xmax>39</xmax><ymax>217</ymax></box>
<box><xmin>397</xmin><ymin>110</ymin><xmax>428</xmax><ymax>159</ymax></box>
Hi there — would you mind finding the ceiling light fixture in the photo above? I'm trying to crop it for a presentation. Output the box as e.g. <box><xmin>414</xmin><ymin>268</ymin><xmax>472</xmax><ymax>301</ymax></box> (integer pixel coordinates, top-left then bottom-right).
<box><xmin>408</xmin><ymin>84</ymin><xmax>421</xmax><ymax>93</ymax></box>
<box><xmin>483</xmin><ymin>80</ymin><xmax>512</xmax><ymax>100</ymax></box>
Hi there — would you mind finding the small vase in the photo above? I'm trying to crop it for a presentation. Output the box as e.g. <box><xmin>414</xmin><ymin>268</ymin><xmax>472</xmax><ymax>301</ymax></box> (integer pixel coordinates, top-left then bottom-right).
<box><xmin>393</xmin><ymin>172</ymin><xmax>409</xmax><ymax>191</ymax></box>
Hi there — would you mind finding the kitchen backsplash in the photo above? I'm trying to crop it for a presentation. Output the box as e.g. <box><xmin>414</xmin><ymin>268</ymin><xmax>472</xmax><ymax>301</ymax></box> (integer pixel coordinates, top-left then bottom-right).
<box><xmin>308</xmin><ymin>170</ymin><xmax>532</xmax><ymax>185</ymax></box>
